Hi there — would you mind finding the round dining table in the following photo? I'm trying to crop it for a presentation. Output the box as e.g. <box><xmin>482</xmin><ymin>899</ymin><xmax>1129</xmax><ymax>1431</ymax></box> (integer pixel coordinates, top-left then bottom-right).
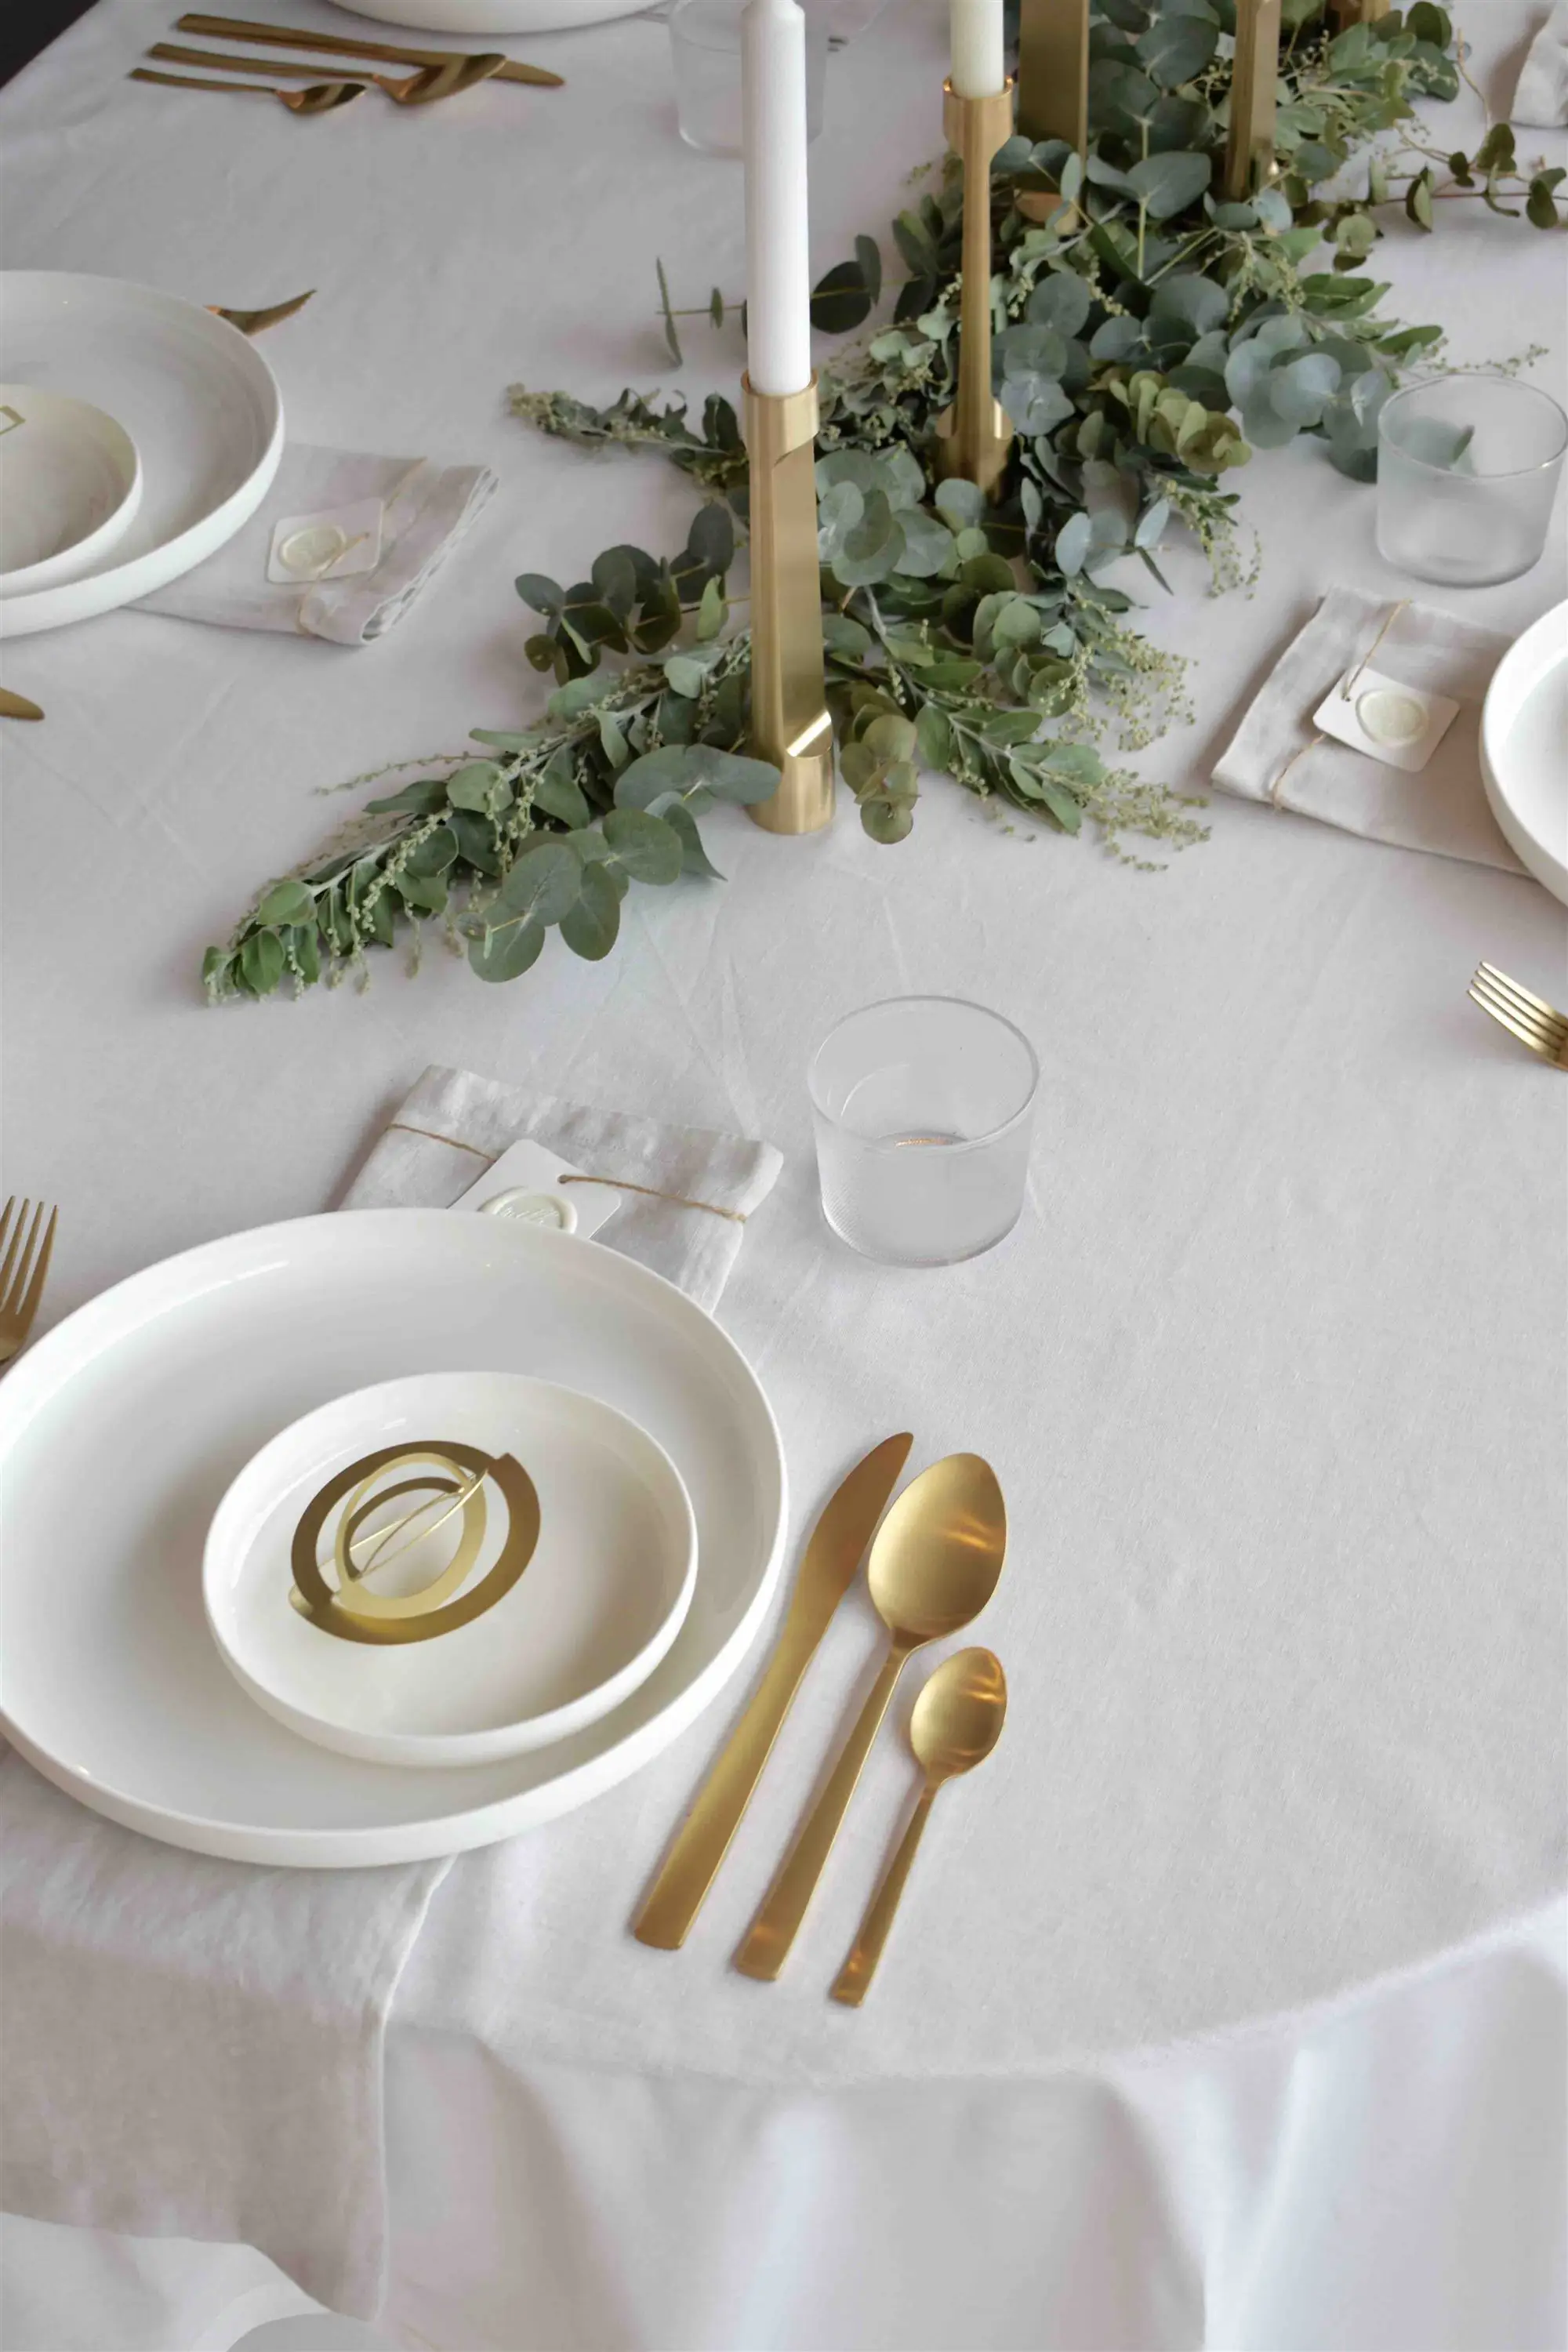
<box><xmin>1</xmin><ymin>2</ymin><xmax>1564</xmax><ymax>2347</ymax></box>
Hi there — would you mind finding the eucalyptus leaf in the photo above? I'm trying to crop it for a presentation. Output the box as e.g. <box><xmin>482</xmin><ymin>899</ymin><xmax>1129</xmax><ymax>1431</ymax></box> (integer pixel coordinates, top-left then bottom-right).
<box><xmin>558</xmin><ymin>862</ymin><xmax>622</xmax><ymax>960</ymax></box>
<box><xmin>256</xmin><ymin>880</ymin><xmax>314</xmax><ymax>927</ymax></box>
<box><xmin>1126</xmin><ymin>150</ymin><xmax>1212</xmax><ymax>219</ymax></box>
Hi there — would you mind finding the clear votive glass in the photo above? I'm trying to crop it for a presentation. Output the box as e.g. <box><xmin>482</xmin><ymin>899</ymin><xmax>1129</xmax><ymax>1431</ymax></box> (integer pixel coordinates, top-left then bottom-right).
<box><xmin>1376</xmin><ymin>375</ymin><xmax>1567</xmax><ymax>588</ymax></box>
<box><xmin>810</xmin><ymin>996</ymin><xmax>1039</xmax><ymax>1267</ymax></box>
<box><xmin>670</xmin><ymin>0</ymin><xmax>828</xmax><ymax>155</ymax></box>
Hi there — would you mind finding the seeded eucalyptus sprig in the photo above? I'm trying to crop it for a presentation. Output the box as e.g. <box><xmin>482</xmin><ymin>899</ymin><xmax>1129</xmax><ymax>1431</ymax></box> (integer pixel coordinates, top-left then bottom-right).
<box><xmin>203</xmin><ymin>622</ymin><xmax>779</xmax><ymax>1003</ymax></box>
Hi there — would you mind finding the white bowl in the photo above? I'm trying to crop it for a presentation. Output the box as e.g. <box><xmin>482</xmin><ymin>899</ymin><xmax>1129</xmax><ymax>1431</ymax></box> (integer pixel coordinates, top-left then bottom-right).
<box><xmin>0</xmin><ymin>384</ymin><xmax>142</xmax><ymax>595</ymax></box>
<box><xmin>1479</xmin><ymin>599</ymin><xmax>1568</xmax><ymax>906</ymax></box>
<box><xmin>204</xmin><ymin>1371</ymin><xmax>698</xmax><ymax>1769</ymax></box>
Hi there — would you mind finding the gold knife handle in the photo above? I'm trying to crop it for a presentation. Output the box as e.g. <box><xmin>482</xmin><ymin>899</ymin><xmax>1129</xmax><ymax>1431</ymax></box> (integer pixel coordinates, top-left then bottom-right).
<box><xmin>734</xmin><ymin>1642</ymin><xmax>909</xmax><ymax>1981</ymax></box>
<box><xmin>633</xmin><ymin>1620</ymin><xmax>822</xmax><ymax>1951</ymax></box>
<box><xmin>175</xmin><ymin>16</ymin><xmax>563</xmax><ymax>84</ymax></box>
<box><xmin>829</xmin><ymin>1779</ymin><xmax>935</xmax><ymax>2005</ymax></box>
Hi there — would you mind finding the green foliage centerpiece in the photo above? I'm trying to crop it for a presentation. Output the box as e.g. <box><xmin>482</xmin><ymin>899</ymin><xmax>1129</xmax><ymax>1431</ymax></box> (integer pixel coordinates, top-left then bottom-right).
<box><xmin>209</xmin><ymin>0</ymin><xmax>1562</xmax><ymax>1004</ymax></box>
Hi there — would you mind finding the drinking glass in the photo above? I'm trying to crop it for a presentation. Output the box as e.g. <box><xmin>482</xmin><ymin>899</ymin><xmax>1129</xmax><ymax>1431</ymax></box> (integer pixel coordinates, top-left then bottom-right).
<box><xmin>810</xmin><ymin>997</ymin><xmax>1039</xmax><ymax>1267</ymax></box>
<box><xmin>1376</xmin><ymin>375</ymin><xmax>1566</xmax><ymax>587</ymax></box>
<box><xmin>670</xmin><ymin>0</ymin><xmax>828</xmax><ymax>155</ymax></box>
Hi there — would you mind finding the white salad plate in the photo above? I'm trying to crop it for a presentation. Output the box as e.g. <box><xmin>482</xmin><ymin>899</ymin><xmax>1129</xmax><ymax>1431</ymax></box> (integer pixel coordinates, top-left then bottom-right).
<box><xmin>0</xmin><ymin>1212</ymin><xmax>786</xmax><ymax>1866</ymax></box>
<box><xmin>0</xmin><ymin>274</ymin><xmax>283</xmax><ymax>638</ymax></box>
<box><xmin>205</xmin><ymin>1371</ymin><xmax>698</xmax><ymax>1769</ymax></box>
<box><xmin>1480</xmin><ymin>598</ymin><xmax>1568</xmax><ymax>906</ymax></box>
<box><xmin>333</xmin><ymin>0</ymin><xmax>649</xmax><ymax>31</ymax></box>
<box><xmin>0</xmin><ymin>384</ymin><xmax>143</xmax><ymax>594</ymax></box>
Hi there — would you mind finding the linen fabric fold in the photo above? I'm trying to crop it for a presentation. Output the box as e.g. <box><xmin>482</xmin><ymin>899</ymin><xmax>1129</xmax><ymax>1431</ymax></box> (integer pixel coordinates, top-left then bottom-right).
<box><xmin>1210</xmin><ymin>586</ymin><xmax>1523</xmax><ymax>873</ymax></box>
<box><xmin>0</xmin><ymin>1069</ymin><xmax>779</xmax><ymax>2321</ymax></box>
<box><xmin>1512</xmin><ymin>1</ymin><xmax>1568</xmax><ymax>125</ymax></box>
<box><xmin>133</xmin><ymin>445</ymin><xmax>497</xmax><ymax>644</ymax></box>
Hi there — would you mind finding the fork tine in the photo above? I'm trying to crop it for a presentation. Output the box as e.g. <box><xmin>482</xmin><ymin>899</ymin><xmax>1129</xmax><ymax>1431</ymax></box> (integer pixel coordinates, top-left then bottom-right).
<box><xmin>1476</xmin><ymin>963</ymin><xmax>1567</xmax><ymax>1027</ymax></box>
<box><xmin>0</xmin><ymin>1197</ymin><xmax>13</xmax><ymax>1262</ymax></box>
<box><xmin>1472</xmin><ymin>972</ymin><xmax>1564</xmax><ymax>1050</ymax></box>
<box><xmin>11</xmin><ymin>1206</ymin><xmax>56</xmax><ymax>1343</ymax></box>
<box><xmin>1475</xmin><ymin>964</ymin><xmax>1568</xmax><ymax>1044</ymax></box>
<box><xmin>1469</xmin><ymin>985</ymin><xmax>1559</xmax><ymax>1062</ymax></box>
<box><xmin>0</xmin><ymin>1200</ymin><xmax>43</xmax><ymax>1317</ymax></box>
<box><xmin>0</xmin><ymin>1196</ymin><xmax>30</xmax><ymax>1301</ymax></box>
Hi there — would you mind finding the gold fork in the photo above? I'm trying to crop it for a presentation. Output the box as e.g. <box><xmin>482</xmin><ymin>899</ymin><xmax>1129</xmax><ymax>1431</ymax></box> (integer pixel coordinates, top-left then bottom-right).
<box><xmin>148</xmin><ymin>42</ymin><xmax>505</xmax><ymax>102</ymax></box>
<box><xmin>1468</xmin><ymin>962</ymin><xmax>1568</xmax><ymax>1070</ymax></box>
<box><xmin>0</xmin><ymin>1198</ymin><xmax>58</xmax><ymax>1370</ymax></box>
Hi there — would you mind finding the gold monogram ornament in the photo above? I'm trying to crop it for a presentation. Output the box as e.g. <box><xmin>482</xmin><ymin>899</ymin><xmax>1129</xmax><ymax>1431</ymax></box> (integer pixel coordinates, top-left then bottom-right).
<box><xmin>289</xmin><ymin>1439</ymin><xmax>540</xmax><ymax>1645</ymax></box>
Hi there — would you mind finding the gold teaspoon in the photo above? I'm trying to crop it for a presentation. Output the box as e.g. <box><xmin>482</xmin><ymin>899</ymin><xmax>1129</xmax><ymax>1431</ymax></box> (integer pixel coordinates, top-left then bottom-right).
<box><xmin>830</xmin><ymin>1646</ymin><xmax>1007</xmax><ymax>2006</ymax></box>
<box><xmin>129</xmin><ymin>67</ymin><xmax>365</xmax><ymax>111</ymax></box>
<box><xmin>734</xmin><ymin>1453</ymin><xmax>1005</xmax><ymax>1981</ymax></box>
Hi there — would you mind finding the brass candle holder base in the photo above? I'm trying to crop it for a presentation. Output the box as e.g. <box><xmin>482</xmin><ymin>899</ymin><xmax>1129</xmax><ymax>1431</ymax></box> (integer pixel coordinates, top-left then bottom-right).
<box><xmin>743</xmin><ymin>372</ymin><xmax>835</xmax><ymax>837</ymax></box>
<box><xmin>934</xmin><ymin>80</ymin><xmax>1015</xmax><ymax>502</ymax></box>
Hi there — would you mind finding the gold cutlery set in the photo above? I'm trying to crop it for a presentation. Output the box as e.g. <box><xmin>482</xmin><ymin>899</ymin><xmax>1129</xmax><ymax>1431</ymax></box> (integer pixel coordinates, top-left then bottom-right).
<box><xmin>128</xmin><ymin>13</ymin><xmax>563</xmax><ymax>113</ymax></box>
<box><xmin>636</xmin><ymin>1435</ymin><xmax>1010</xmax><ymax>2004</ymax></box>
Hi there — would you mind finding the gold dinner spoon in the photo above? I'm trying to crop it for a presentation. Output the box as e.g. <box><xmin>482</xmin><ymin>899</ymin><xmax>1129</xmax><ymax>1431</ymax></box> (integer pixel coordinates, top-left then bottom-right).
<box><xmin>147</xmin><ymin>42</ymin><xmax>506</xmax><ymax>103</ymax></box>
<box><xmin>734</xmin><ymin>1452</ymin><xmax>1006</xmax><ymax>1980</ymax></box>
<box><xmin>129</xmin><ymin>66</ymin><xmax>366</xmax><ymax>111</ymax></box>
<box><xmin>830</xmin><ymin>1646</ymin><xmax>1007</xmax><ymax>2006</ymax></box>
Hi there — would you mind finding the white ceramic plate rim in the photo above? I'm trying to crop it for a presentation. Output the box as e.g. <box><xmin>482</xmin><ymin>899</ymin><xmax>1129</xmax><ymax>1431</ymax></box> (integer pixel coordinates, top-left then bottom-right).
<box><xmin>1479</xmin><ymin>597</ymin><xmax>1568</xmax><ymax>906</ymax></box>
<box><xmin>203</xmin><ymin>1371</ymin><xmax>699</xmax><ymax>1767</ymax></box>
<box><xmin>0</xmin><ymin>386</ymin><xmax>144</xmax><ymax>595</ymax></box>
<box><xmin>0</xmin><ymin>274</ymin><xmax>284</xmax><ymax>639</ymax></box>
<box><xmin>0</xmin><ymin>1212</ymin><xmax>787</xmax><ymax>1865</ymax></box>
<box><xmin>329</xmin><ymin>0</ymin><xmax>650</xmax><ymax>29</ymax></box>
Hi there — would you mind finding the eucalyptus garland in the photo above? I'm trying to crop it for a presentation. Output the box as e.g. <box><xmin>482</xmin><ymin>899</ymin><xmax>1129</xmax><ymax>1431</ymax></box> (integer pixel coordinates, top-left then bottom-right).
<box><xmin>208</xmin><ymin>0</ymin><xmax>1561</xmax><ymax>1002</ymax></box>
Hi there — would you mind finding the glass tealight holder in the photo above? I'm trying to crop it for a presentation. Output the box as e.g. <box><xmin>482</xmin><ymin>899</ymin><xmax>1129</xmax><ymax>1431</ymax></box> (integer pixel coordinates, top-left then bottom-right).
<box><xmin>670</xmin><ymin>0</ymin><xmax>827</xmax><ymax>155</ymax></box>
<box><xmin>1376</xmin><ymin>375</ymin><xmax>1566</xmax><ymax>588</ymax></box>
<box><xmin>810</xmin><ymin>996</ymin><xmax>1039</xmax><ymax>1268</ymax></box>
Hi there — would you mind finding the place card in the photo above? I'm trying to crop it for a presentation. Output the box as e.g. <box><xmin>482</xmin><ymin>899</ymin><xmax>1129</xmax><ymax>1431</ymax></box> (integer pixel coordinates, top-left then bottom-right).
<box><xmin>267</xmin><ymin>496</ymin><xmax>384</xmax><ymax>584</ymax></box>
<box><xmin>448</xmin><ymin>1139</ymin><xmax>622</xmax><ymax>1239</ymax></box>
<box><xmin>1313</xmin><ymin>663</ymin><xmax>1461</xmax><ymax>774</ymax></box>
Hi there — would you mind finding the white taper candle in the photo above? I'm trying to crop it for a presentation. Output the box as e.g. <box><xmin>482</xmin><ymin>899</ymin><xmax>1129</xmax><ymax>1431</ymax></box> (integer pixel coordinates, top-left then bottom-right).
<box><xmin>949</xmin><ymin>0</ymin><xmax>1005</xmax><ymax>96</ymax></box>
<box><xmin>742</xmin><ymin>0</ymin><xmax>814</xmax><ymax>396</ymax></box>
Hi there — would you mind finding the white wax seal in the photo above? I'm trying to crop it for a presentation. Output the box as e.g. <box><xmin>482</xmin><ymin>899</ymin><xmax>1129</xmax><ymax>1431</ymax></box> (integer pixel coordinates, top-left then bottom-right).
<box><xmin>278</xmin><ymin>521</ymin><xmax>349</xmax><ymax>579</ymax></box>
<box><xmin>478</xmin><ymin>1186</ymin><xmax>578</xmax><ymax>1232</ymax></box>
<box><xmin>1356</xmin><ymin>687</ymin><xmax>1428</xmax><ymax>748</ymax></box>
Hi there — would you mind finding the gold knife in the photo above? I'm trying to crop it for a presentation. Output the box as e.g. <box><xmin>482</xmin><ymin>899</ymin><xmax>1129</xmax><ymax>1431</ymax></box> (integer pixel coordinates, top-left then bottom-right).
<box><xmin>633</xmin><ymin>1431</ymin><xmax>914</xmax><ymax>1950</ymax></box>
<box><xmin>175</xmin><ymin>16</ymin><xmax>564</xmax><ymax>86</ymax></box>
<box><xmin>0</xmin><ymin>689</ymin><xmax>44</xmax><ymax>721</ymax></box>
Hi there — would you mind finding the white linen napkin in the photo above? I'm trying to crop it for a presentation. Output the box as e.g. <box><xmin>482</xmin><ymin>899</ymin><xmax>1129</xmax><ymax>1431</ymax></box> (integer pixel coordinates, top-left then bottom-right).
<box><xmin>1511</xmin><ymin>1</ymin><xmax>1568</xmax><ymax>125</ymax></box>
<box><xmin>0</xmin><ymin>1069</ymin><xmax>779</xmax><ymax>2321</ymax></box>
<box><xmin>1210</xmin><ymin>586</ymin><xmax>1523</xmax><ymax>873</ymax></box>
<box><xmin>134</xmin><ymin>445</ymin><xmax>497</xmax><ymax>645</ymax></box>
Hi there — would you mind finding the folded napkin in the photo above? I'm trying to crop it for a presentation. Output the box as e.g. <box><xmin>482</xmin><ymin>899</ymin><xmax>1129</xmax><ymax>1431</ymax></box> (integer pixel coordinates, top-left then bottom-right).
<box><xmin>0</xmin><ymin>1069</ymin><xmax>779</xmax><ymax>2321</ymax></box>
<box><xmin>1211</xmin><ymin>586</ymin><xmax>1523</xmax><ymax>873</ymax></box>
<box><xmin>1512</xmin><ymin>1</ymin><xmax>1568</xmax><ymax>125</ymax></box>
<box><xmin>135</xmin><ymin>444</ymin><xmax>496</xmax><ymax>645</ymax></box>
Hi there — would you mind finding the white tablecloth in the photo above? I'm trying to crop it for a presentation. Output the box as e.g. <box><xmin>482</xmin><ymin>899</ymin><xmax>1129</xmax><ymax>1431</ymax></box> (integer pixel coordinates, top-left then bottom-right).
<box><xmin>2</xmin><ymin>2</ymin><xmax>1565</xmax><ymax>2346</ymax></box>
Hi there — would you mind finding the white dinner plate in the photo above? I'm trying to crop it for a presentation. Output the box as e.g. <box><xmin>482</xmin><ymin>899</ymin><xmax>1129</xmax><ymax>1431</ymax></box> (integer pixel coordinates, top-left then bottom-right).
<box><xmin>0</xmin><ymin>274</ymin><xmax>283</xmax><ymax>639</ymax></box>
<box><xmin>1480</xmin><ymin>599</ymin><xmax>1568</xmax><ymax>905</ymax></box>
<box><xmin>0</xmin><ymin>1213</ymin><xmax>785</xmax><ymax>1865</ymax></box>
<box><xmin>332</xmin><ymin>0</ymin><xmax>650</xmax><ymax>31</ymax></box>
<box><xmin>205</xmin><ymin>1372</ymin><xmax>698</xmax><ymax>1769</ymax></box>
<box><xmin>0</xmin><ymin>385</ymin><xmax>142</xmax><ymax>594</ymax></box>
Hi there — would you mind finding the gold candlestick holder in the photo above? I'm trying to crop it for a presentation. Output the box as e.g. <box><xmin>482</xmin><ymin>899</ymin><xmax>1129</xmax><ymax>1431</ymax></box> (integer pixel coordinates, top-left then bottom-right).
<box><xmin>935</xmin><ymin>79</ymin><xmax>1016</xmax><ymax>501</ymax></box>
<box><xmin>1222</xmin><ymin>0</ymin><xmax>1283</xmax><ymax>201</ymax></box>
<box><xmin>743</xmin><ymin>372</ymin><xmax>835</xmax><ymax>837</ymax></box>
<box><xmin>1017</xmin><ymin>0</ymin><xmax>1088</xmax><ymax>152</ymax></box>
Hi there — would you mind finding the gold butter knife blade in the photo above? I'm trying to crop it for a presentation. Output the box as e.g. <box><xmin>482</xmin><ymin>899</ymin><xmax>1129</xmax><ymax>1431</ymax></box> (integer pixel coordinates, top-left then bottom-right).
<box><xmin>175</xmin><ymin>15</ymin><xmax>564</xmax><ymax>85</ymax></box>
<box><xmin>0</xmin><ymin>689</ymin><xmax>44</xmax><ymax>720</ymax></box>
<box><xmin>633</xmin><ymin>1430</ymin><xmax>914</xmax><ymax>1951</ymax></box>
